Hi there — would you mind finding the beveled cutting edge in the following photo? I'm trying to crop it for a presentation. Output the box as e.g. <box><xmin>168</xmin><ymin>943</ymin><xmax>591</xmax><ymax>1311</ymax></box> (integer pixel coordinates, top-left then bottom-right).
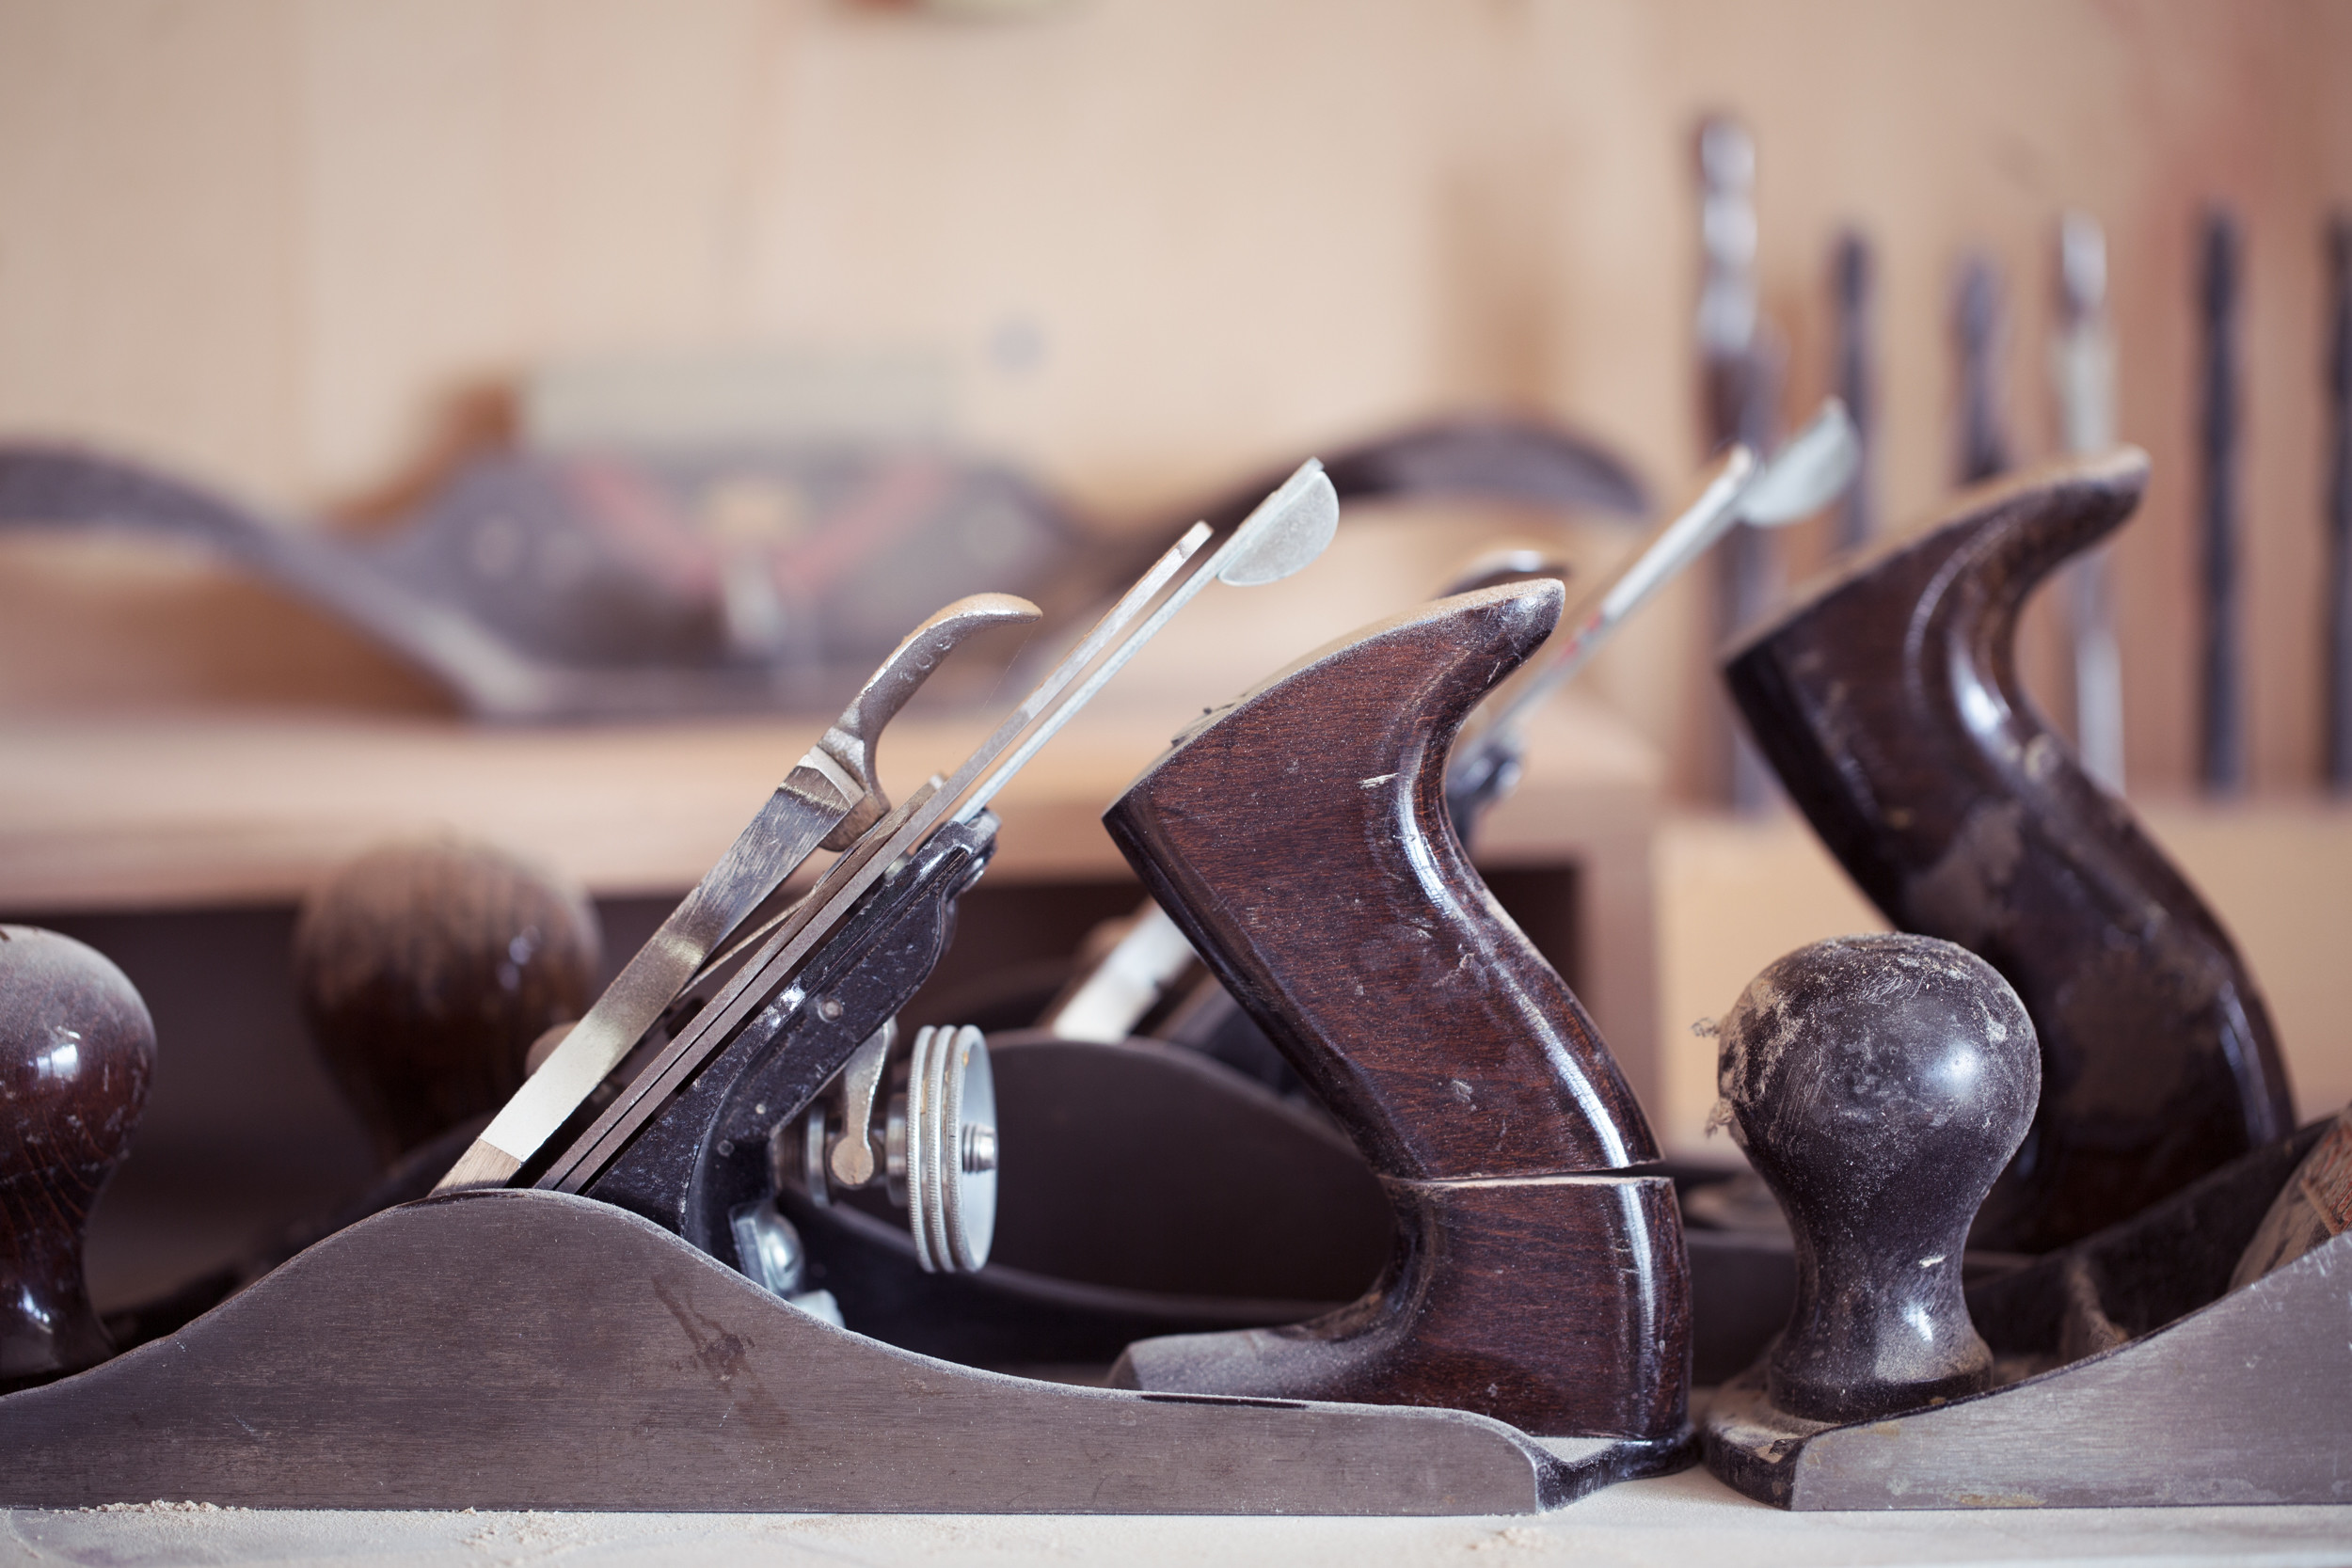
<box><xmin>435</xmin><ymin>592</ymin><xmax>1041</xmax><ymax>1193</ymax></box>
<box><xmin>1453</xmin><ymin>398</ymin><xmax>1857</xmax><ymax>783</ymax></box>
<box><xmin>537</xmin><ymin>462</ymin><xmax>1338</xmax><ymax>1196</ymax></box>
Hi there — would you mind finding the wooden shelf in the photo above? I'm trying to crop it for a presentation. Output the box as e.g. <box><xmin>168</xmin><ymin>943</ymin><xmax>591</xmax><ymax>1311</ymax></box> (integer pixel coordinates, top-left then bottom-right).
<box><xmin>0</xmin><ymin>694</ymin><xmax>1666</xmax><ymax>1099</ymax></box>
<box><xmin>0</xmin><ymin>692</ymin><xmax>1655</xmax><ymax>909</ymax></box>
<box><xmin>1651</xmin><ymin>800</ymin><xmax>2352</xmax><ymax>1157</ymax></box>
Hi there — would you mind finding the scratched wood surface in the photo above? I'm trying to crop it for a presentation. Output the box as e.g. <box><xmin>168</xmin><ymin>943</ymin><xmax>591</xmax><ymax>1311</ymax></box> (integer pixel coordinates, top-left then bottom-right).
<box><xmin>1105</xmin><ymin>582</ymin><xmax>1658</xmax><ymax>1181</ymax></box>
<box><xmin>1724</xmin><ymin>451</ymin><xmax>2296</xmax><ymax>1253</ymax></box>
<box><xmin>1103</xmin><ymin>583</ymin><xmax>1686</xmax><ymax>1448</ymax></box>
<box><xmin>0</xmin><ymin>927</ymin><xmax>153</xmax><ymax>1388</ymax></box>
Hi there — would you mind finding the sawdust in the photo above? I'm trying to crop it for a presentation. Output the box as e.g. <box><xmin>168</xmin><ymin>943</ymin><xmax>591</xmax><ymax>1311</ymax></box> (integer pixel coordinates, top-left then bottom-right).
<box><xmin>1465</xmin><ymin>1524</ymin><xmax>1548</xmax><ymax>1550</ymax></box>
<box><xmin>461</xmin><ymin>1508</ymin><xmax>598</xmax><ymax>1562</ymax></box>
<box><xmin>82</xmin><ymin>1500</ymin><xmax>229</xmax><ymax>1514</ymax></box>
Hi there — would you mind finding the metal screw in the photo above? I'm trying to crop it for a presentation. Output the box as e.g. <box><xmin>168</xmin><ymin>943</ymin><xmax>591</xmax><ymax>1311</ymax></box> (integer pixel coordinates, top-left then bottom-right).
<box><xmin>819</xmin><ymin>997</ymin><xmax>844</xmax><ymax>1022</ymax></box>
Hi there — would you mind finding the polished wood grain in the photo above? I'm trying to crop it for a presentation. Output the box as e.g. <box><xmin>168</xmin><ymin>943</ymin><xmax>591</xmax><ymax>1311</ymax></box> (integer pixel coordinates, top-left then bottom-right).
<box><xmin>1104</xmin><ymin>582</ymin><xmax>1684</xmax><ymax>1447</ymax></box>
<box><xmin>1714</xmin><ymin>935</ymin><xmax>2038</xmax><ymax>1425</ymax></box>
<box><xmin>1114</xmin><ymin>1174</ymin><xmax>1690</xmax><ymax>1441</ymax></box>
<box><xmin>292</xmin><ymin>835</ymin><xmax>600</xmax><ymax>1164</ymax></box>
<box><xmin>0</xmin><ymin>927</ymin><xmax>152</xmax><ymax>1389</ymax></box>
<box><xmin>1724</xmin><ymin>451</ymin><xmax>2296</xmax><ymax>1252</ymax></box>
<box><xmin>1104</xmin><ymin>581</ymin><xmax>1658</xmax><ymax>1180</ymax></box>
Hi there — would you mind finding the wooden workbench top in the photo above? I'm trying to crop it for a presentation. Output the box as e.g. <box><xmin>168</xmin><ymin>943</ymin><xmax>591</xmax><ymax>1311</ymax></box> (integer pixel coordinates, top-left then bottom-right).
<box><xmin>0</xmin><ymin>693</ymin><xmax>1660</xmax><ymax>912</ymax></box>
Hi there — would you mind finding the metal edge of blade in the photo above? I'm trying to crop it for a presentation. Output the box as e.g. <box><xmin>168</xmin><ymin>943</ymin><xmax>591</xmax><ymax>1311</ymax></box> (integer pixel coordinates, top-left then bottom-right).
<box><xmin>437</xmin><ymin>761</ymin><xmax>860</xmax><ymax>1191</ymax></box>
<box><xmin>532</xmin><ymin>524</ymin><xmax>1219</xmax><ymax>1194</ymax></box>
<box><xmin>1450</xmin><ymin>446</ymin><xmax>1759</xmax><ymax>769</ymax></box>
<box><xmin>1216</xmin><ymin>460</ymin><xmax>1338</xmax><ymax>587</ymax></box>
<box><xmin>1735</xmin><ymin>398</ymin><xmax>1858</xmax><ymax>527</ymax></box>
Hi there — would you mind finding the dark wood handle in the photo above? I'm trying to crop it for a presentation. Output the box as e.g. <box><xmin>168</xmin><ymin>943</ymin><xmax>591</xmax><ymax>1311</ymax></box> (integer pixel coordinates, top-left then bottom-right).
<box><xmin>1104</xmin><ymin>583</ymin><xmax>1684</xmax><ymax>1443</ymax></box>
<box><xmin>1113</xmin><ymin>1174</ymin><xmax>1690</xmax><ymax>1440</ymax></box>
<box><xmin>1724</xmin><ymin>451</ymin><xmax>2296</xmax><ymax>1252</ymax></box>
<box><xmin>1104</xmin><ymin>580</ymin><xmax>1656</xmax><ymax>1181</ymax></box>
<box><xmin>293</xmin><ymin>836</ymin><xmax>601</xmax><ymax>1166</ymax></box>
<box><xmin>0</xmin><ymin>927</ymin><xmax>155</xmax><ymax>1389</ymax></box>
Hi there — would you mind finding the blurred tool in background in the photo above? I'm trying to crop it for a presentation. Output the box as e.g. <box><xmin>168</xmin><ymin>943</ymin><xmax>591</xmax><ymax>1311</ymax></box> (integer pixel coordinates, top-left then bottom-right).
<box><xmin>1695</xmin><ymin>114</ymin><xmax>1786</xmax><ymax>814</ymax></box>
<box><xmin>1830</xmin><ymin>230</ymin><xmax>1878</xmax><ymax>554</ymax></box>
<box><xmin>2325</xmin><ymin>214</ymin><xmax>2352</xmax><ymax>794</ymax></box>
<box><xmin>97</xmin><ymin>835</ymin><xmax>607</xmax><ymax>1353</ymax></box>
<box><xmin>0</xmin><ymin>407</ymin><xmax>1644</xmax><ymax>725</ymax></box>
<box><xmin>1953</xmin><ymin>252</ymin><xmax>2014</xmax><ymax>486</ymax></box>
<box><xmin>293</xmin><ymin>836</ymin><xmax>602</xmax><ymax>1168</ymax></box>
<box><xmin>2051</xmin><ymin>212</ymin><xmax>2127</xmax><ymax>794</ymax></box>
<box><xmin>2200</xmin><ymin>210</ymin><xmax>2247</xmax><ymax>795</ymax></box>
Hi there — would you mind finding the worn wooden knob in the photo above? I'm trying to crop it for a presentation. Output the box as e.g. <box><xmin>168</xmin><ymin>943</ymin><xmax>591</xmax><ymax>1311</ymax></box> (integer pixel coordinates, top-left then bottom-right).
<box><xmin>294</xmin><ymin>837</ymin><xmax>600</xmax><ymax>1164</ymax></box>
<box><xmin>0</xmin><ymin>926</ymin><xmax>155</xmax><ymax>1388</ymax></box>
<box><xmin>1718</xmin><ymin>934</ymin><xmax>2037</xmax><ymax>1423</ymax></box>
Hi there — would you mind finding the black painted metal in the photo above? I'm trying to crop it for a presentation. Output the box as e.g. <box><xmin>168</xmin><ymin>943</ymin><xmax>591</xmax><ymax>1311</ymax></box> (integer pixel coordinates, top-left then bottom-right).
<box><xmin>585</xmin><ymin>818</ymin><xmax>993</xmax><ymax>1266</ymax></box>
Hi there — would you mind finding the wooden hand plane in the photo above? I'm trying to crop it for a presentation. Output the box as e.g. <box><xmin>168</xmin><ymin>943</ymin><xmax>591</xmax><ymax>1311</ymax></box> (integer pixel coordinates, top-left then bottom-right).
<box><xmin>1724</xmin><ymin>451</ymin><xmax>2295</xmax><ymax>1252</ymax></box>
<box><xmin>0</xmin><ymin>414</ymin><xmax>1643</xmax><ymax>721</ymax></box>
<box><xmin>0</xmin><ymin>468</ymin><xmax>1663</xmax><ymax>1514</ymax></box>
<box><xmin>1700</xmin><ymin>935</ymin><xmax>2349</xmax><ymax>1510</ymax></box>
<box><xmin>1098</xmin><ymin>580</ymin><xmax>1692</xmax><ymax>1477</ymax></box>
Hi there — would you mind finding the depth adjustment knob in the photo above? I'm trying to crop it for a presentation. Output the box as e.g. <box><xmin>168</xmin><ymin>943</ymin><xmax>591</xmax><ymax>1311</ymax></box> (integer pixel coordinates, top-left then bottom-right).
<box><xmin>795</xmin><ymin>1020</ymin><xmax>997</xmax><ymax>1274</ymax></box>
<box><xmin>898</xmin><ymin>1024</ymin><xmax>997</xmax><ymax>1275</ymax></box>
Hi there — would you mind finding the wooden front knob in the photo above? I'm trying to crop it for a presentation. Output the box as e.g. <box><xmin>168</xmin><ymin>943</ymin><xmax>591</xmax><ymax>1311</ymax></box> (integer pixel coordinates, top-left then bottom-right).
<box><xmin>294</xmin><ymin>837</ymin><xmax>600</xmax><ymax>1165</ymax></box>
<box><xmin>1717</xmin><ymin>934</ymin><xmax>2037</xmax><ymax>1423</ymax></box>
<box><xmin>0</xmin><ymin>926</ymin><xmax>155</xmax><ymax>1388</ymax></box>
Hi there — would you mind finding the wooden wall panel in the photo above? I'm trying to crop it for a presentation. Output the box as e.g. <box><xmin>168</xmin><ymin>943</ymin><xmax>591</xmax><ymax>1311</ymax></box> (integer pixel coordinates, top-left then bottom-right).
<box><xmin>0</xmin><ymin>0</ymin><xmax>2344</xmax><ymax>798</ymax></box>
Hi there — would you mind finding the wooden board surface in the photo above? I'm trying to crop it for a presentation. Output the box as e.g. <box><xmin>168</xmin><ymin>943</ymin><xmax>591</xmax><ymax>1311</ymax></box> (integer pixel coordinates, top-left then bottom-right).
<box><xmin>0</xmin><ymin>692</ymin><xmax>1656</xmax><ymax>912</ymax></box>
<box><xmin>1654</xmin><ymin>800</ymin><xmax>2352</xmax><ymax>1153</ymax></box>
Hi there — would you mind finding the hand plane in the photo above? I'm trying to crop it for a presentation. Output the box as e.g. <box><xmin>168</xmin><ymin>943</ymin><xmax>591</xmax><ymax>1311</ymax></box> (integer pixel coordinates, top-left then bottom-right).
<box><xmin>1724</xmin><ymin>450</ymin><xmax>2296</xmax><ymax>1252</ymax></box>
<box><xmin>818</xmin><ymin>418</ymin><xmax>1862</xmax><ymax>1416</ymax></box>
<box><xmin>0</xmin><ymin>414</ymin><xmax>1644</xmax><ymax>721</ymax></box>
<box><xmin>0</xmin><ymin>464</ymin><xmax>1656</xmax><ymax>1514</ymax></box>
<box><xmin>1699</xmin><ymin>934</ymin><xmax>2350</xmax><ymax>1509</ymax></box>
<box><xmin>829</xmin><ymin>413</ymin><xmax>1857</xmax><ymax>1398</ymax></box>
<box><xmin>1096</xmin><ymin>578</ymin><xmax>1693</xmax><ymax>1482</ymax></box>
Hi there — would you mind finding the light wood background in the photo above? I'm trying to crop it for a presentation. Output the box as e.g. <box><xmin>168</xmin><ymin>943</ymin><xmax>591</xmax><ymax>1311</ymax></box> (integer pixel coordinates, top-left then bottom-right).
<box><xmin>2</xmin><ymin>0</ymin><xmax>2348</xmax><ymax>797</ymax></box>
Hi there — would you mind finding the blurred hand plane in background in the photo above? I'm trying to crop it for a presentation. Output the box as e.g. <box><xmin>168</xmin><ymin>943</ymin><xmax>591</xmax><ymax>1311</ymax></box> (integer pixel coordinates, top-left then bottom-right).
<box><xmin>0</xmin><ymin>352</ymin><xmax>1645</xmax><ymax>723</ymax></box>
